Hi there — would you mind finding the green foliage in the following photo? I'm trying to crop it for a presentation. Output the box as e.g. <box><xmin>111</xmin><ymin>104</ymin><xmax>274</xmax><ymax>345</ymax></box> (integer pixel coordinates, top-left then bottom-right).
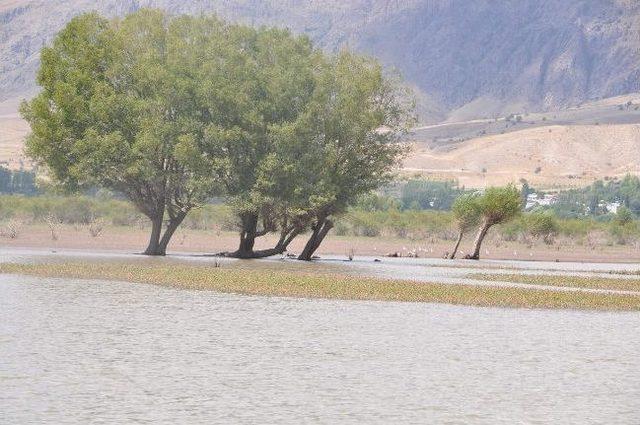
<box><xmin>20</xmin><ymin>10</ymin><xmax>232</xmax><ymax>253</ymax></box>
<box><xmin>263</xmin><ymin>51</ymin><xmax>414</xmax><ymax>221</ymax></box>
<box><xmin>609</xmin><ymin>220</ymin><xmax>639</xmax><ymax>245</ymax></box>
<box><xmin>526</xmin><ymin>212</ymin><xmax>559</xmax><ymax>244</ymax></box>
<box><xmin>451</xmin><ymin>193</ymin><xmax>481</xmax><ymax>232</ymax></box>
<box><xmin>609</xmin><ymin>206</ymin><xmax>638</xmax><ymax>245</ymax></box>
<box><xmin>401</xmin><ymin>179</ymin><xmax>461</xmax><ymax>210</ymax></box>
<box><xmin>0</xmin><ymin>194</ymin><xmax>232</xmax><ymax>229</ymax></box>
<box><xmin>552</xmin><ymin>175</ymin><xmax>640</xmax><ymax>219</ymax></box>
<box><xmin>614</xmin><ymin>206</ymin><xmax>634</xmax><ymax>226</ymax></box>
<box><xmin>20</xmin><ymin>9</ymin><xmax>413</xmax><ymax>255</ymax></box>
<box><xmin>201</xmin><ymin>25</ymin><xmax>320</xmax><ymax>215</ymax></box>
<box><xmin>0</xmin><ymin>194</ymin><xmax>135</xmax><ymax>224</ymax></box>
<box><xmin>336</xmin><ymin>208</ymin><xmax>453</xmax><ymax>240</ymax></box>
<box><xmin>477</xmin><ymin>185</ymin><xmax>522</xmax><ymax>225</ymax></box>
<box><xmin>0</xmin><ymin>166</ymin><xmax>38</xmax><ymax>195</ymax></box>
<box><xmin>352</xmin><ymin>192</ymin><xmax>401</xmax><ymax>212</ymax></box>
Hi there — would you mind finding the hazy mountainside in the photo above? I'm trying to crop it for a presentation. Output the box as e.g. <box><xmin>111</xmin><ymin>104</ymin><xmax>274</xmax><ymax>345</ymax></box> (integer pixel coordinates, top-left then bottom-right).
<box><xmin>2</xmin><ymin>0</ymin><xmax>640</xmax><ymax>188</ymax></box>
<box><xmin>405</xmin><ymin>122</ymin><xmax>640</xmax><ymax>189</ymax></box>
<box><xmin>2</xmin><ymin>0</ymin><xmax>640</xmax><ymax>122</ymax></box>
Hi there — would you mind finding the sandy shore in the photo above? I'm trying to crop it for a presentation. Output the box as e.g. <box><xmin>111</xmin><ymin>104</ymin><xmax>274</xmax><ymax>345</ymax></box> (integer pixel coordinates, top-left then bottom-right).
<box><xmin>1</xmin><ymin>223</ymin><xmax>639</xmax><ymax>263</ymax></box>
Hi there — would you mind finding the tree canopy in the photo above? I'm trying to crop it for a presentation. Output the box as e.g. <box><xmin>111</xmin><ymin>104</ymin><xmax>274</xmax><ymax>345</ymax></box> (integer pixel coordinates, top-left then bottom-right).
<box><xmin>448</xmin><ymin>193</ymin><xmax>481</xmax><ymax>259</ymax></box>
<box><xmin>277</xmin><ymin>51</ymin><xmax>414</xmax><ymax>260</ymax></box>
<box><xmin>22</xmin><ymin>10</ymin><xmax>232</xmax><ymax>254</ymax></box>
<box><xmin>21</xmin><ymin>9</ymin><xmax>414</xmax><ymax>257</ymax></box>
<box><xmin>468</xmin><ymin>185</ymin><xmax>521</xmax><ymax>259</ymax></box>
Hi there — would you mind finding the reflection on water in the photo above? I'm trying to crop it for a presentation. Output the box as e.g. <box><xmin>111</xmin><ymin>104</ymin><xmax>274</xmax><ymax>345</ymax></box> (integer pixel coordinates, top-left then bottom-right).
<box><xmin>1</xmin><ymin>274</ymin><xmax>639</xmax><ymax>424</ymax></box>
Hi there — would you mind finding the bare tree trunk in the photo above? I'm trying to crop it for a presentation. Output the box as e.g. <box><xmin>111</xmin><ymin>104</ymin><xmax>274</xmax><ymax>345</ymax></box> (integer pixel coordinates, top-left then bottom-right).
<box><xmin>469</xmin><ymin>221</ymin><xmax>491</xmax><ymax>260</ymax></box>
<box><xmin>157</xmin><ymin>211</ymin><xmax>187</xmax><ymax>256</ymax></box>
<box><xmin>224</xmin><ymin>223</ymin><xmax>302</xmax><ymax>259</ymax></box>
<box><xmin>144</xmin><ymin>215</ymin><xmax>164</xmax><ymax>256</ymax></box>
<box><xmin>230</xmin><ymin>213</ymin><xmax>259</xmax><ymax>258</ymax></box>
<box><xmin>241</xmin><ymin>247</ymin><xmax>287</xmax><ymax>258</ymax></box>
<box><xmin>223</xmin><ymin>212</ymin><xmax>274</xmax><ymax>258</ymax></box>
<box><xmin>449</xmin><ymin>230</ymin><xmax>464</xmax><ymax>259</ymax></box>
<box><xmin>298</xmin><ymin>218</ymin><xmax>333</xmax><ymax>261</ymax></box>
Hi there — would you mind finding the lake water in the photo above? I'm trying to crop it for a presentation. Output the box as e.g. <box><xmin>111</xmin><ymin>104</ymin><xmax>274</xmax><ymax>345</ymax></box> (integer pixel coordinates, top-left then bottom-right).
<box><xmin>1</xmin><ymin>272</ymin><xmax>639</xmax><ymax>424</ymax></box>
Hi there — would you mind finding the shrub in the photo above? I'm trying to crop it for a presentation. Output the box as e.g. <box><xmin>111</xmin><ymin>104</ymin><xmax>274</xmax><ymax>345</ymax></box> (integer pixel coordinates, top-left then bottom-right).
<box><xmin>527</xmin><ymin>212</ymin><xmax>559</xmax><ymax>244</ymax></box>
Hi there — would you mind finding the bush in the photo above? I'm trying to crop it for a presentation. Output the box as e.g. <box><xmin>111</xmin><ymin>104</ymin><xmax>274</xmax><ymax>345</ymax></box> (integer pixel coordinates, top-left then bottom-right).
<box><xmin>0</xmin><ymin>195</ymin><xmax>243</xmax><ymax>229</ymax></box>
<box><xmin>527</xmin><ymin>212</ymin><xmax>559</xmax><ymax>244</ymax></box>
<box><xmin>609</xmin><ymin>220</ymin><xmax>639</xmax><ymax>245</ymax></box>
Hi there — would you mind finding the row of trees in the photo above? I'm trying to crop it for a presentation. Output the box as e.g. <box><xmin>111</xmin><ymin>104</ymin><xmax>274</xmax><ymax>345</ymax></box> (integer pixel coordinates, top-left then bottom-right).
<box><xmin>0</xmin><ymin>166</ymin><xmax>38</xmax><ymax>195</ymax></box>
<box><xmin>400</xmin><ymin>179</ymin><xmax>461</xmax><ymax>210</ymax></box>
<box><xmin>21</xmin><ymin>9</ymin><xmax>414</xmax><ymax>258</ymax></box>
<box><xmin>552</xmin><ymin>175</ymin><xmax>640</xmax><ymax>218</ymax></box>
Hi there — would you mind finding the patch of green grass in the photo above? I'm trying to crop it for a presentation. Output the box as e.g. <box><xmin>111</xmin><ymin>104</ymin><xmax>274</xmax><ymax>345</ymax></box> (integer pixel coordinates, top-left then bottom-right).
<box><xmin>2</xmin><ymin>261</ymin><xmax>640</xmax><ymax>311</ymax></box>
<box><xmin>470</xmin><ymin>273</ymin><xmax>640</xmax><ymax>293</ymax></box>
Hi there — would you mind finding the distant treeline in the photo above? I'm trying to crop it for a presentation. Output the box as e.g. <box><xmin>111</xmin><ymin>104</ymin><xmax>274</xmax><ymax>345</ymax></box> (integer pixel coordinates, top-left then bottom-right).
<box><xmin>2</xmin><ymin>193</ymin><xmax>638</xmax><ymax>249</ymax></box>
<box><xmin>371</xmin><ymin>175</ymin><xmax>640</xmax><ymax>219</ymax></box>
<box><xmin>551</xmin><ymin>175</ymin><xmax>640</xmax><ymax>219</ymax></box>
<box><xmin>0</xmin><ymin>166</ymin><xmax>38</xmax><ymax>196</ymax></box>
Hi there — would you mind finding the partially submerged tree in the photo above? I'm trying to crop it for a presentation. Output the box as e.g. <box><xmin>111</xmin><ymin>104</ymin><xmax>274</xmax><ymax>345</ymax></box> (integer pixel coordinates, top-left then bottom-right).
<box><xmin>21</xmin><ymin>10</ymin><xmax>412</xmax><ymax>259</ymax></box>
<box><xmin>449</xmin><ymin>193</ymin><xmax>481</xmax><ymax>259</ymax></box>
<box><xmin>21</xmin><ymin>11</ymin><xmax>224</xmax><ymax>255</ymax></box>
<box><xmin>201</xmin><ymin>26</ymin><xmax>320</xmax><ymax>258</ymax></box>
<box><xmin>468</xmin><ymin>185</ymin><xmax>522</xmax><ymax>260</ymax></box>
<box><xmin>293</xmin><ymin>52</ymin><xmax>415</xmax><ymax>260</ymax></box>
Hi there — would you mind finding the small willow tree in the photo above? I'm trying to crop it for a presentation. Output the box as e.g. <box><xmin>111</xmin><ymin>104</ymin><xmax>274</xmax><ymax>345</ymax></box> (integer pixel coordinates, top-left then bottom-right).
<box><xmin>21</xmin><ymin>10</ymin><xmax>227</xmax><ymax>255</ymax></box>
<box><xmin>468</xmin><ymin>185</ymin><xmax>522</xmax><ymax>260</ymax></box>
<box><xmin>449</xmin><ymin>193</ymin><xmax>481</xmax><ymax>259</ymax></box>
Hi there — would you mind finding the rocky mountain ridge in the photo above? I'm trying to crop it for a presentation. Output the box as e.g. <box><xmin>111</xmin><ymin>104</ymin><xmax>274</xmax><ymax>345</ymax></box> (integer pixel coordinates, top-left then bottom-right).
<box><xmin>2</xmin><ymin>0</ymin><xmax>640</xmax><ymax>122</ymax></box>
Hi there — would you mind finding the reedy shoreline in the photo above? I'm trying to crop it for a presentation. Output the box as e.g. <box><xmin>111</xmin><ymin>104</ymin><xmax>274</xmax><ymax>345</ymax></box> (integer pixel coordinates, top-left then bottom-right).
<box><xmin>2</xmin><ymin>261</ymin><xmax>640</xmax><ymax>311</ymax></box>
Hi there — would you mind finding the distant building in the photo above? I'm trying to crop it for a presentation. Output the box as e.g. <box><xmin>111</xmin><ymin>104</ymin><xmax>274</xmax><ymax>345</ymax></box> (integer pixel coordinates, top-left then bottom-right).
<box><xmin>601</xmin><ymin>201</ymin><xmax>621</xmax><ymax>214</ymax></box>
<box><xmin>525</xmin><ymin>193</ymin><xmax>558</xmax><ymax>210</ymax></box>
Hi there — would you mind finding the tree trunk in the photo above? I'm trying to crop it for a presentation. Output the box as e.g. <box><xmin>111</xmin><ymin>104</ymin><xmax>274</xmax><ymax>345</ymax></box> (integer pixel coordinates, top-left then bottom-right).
<box><xmin>469</xmin><ymin>221</ymin><xmax>491</xmax><ymax>260</ymax></box>
<box><xmin>156</xmin><ymin>211</ymin><xmax>187</xmax><ymax>256</ymax></box>
<box><xmin>449</xmin><ymin>230</ymin><xmax>464</xmax><ymax>259</ymax></box>
<box><xmin>221</xmin><ymin>213</ymin><xmax>263</xmax><ymax>258</ymax></box>
<box><xmin>234</xmin><ymin>213</ymin><xmax>259</xmax><ymax>258</ymax></box>
<box><xmin>242</xmin><ymin>247</ymin><xmax>287</xmax><ymax>258</ymax></box>
<box><xmin>224</xmin><ymin>222</ymin><xmax>302</xmax><ymax>259</ymax></box>
<box><xmin>298</xmin><ymin>218</ymin><xmax>333</xmax><ymax>261</ymax></box>
<box><xmin>143</xmin><ymin>215</ymin><xmax>164</xmax><ymax>256</ymax></box>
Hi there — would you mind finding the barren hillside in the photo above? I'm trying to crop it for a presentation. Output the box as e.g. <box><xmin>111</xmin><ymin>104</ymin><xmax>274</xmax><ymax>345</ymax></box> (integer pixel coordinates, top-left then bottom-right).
<box><xmin>2</xmin><ymin>0</ymin><xmax>640</xmax><ymax>188</ymax></box>
<box><xmin>405</xmin><ymin>124</ymin><xmax>640</xmax><ymax>189</ymax></box>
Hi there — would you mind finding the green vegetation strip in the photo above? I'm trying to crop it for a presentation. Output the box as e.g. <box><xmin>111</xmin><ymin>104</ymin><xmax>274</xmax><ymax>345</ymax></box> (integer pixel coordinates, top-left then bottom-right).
<box><xmin>1</xmin><ymin>262</ymin><xmax>640</xmax><ymax>311</ymax></box>
<box><xmin>470</xmin><ymin>273</ymin><xmax>640</xmax><ymax>293</ymax></box>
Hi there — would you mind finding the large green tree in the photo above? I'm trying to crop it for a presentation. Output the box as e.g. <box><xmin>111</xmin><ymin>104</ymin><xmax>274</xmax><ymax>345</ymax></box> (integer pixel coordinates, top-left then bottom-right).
<box><xmin>288</xmin><ymin>52</ymin><xmax>414</xmax><ymax>260</ymax></box>
<box><xmin>200</xmin><ymin>26</ymin><xmax>321</xmax><ymax>258</ymax></box>
<box><xmin>21</xmin><ymin>10</ymin><xmax>227</xmax><ymax>255</ymax></box>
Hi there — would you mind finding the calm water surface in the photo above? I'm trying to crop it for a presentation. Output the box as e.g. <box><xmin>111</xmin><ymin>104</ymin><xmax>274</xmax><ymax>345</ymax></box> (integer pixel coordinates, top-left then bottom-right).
<box><xmin>1</xmin><ymin>273</ymin><xmax>639</xmax><ymax>424</ymax></box>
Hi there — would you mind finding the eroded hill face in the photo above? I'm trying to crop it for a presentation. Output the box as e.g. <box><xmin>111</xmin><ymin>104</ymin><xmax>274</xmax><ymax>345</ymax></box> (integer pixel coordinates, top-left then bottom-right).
<box><xmin>2</xmin><ymin>0</ymin><xmax>640</xmax><ymax>122</ymax></box>
<box><xmin>405</xmin><ymin>123</ymin><xmax>640</xmax><ymax>189</ymax></box>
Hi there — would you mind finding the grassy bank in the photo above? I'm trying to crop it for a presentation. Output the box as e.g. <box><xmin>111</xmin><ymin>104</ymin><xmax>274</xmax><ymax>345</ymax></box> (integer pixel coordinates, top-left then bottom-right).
<box><xmin>471</xmin><ymin>273</ymin><xmax>640</xmax><ymax>293</ymax></box>
<box><xmin>2</xmin><ymin>261</ymin><xmax>640</xmax><ymax>311</ymax></box>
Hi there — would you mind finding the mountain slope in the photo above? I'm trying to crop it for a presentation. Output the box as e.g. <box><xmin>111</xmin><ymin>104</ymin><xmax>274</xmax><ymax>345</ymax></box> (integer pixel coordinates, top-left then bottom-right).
<box><xmin>2</xmin><ymin>0</ymin><xmax>640</xmax><ymax>122</ymax></box>
<box><xmin>405</xmin><ymin>122</ymin><xmax>640</xmax><ymax>189</ymax></box>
